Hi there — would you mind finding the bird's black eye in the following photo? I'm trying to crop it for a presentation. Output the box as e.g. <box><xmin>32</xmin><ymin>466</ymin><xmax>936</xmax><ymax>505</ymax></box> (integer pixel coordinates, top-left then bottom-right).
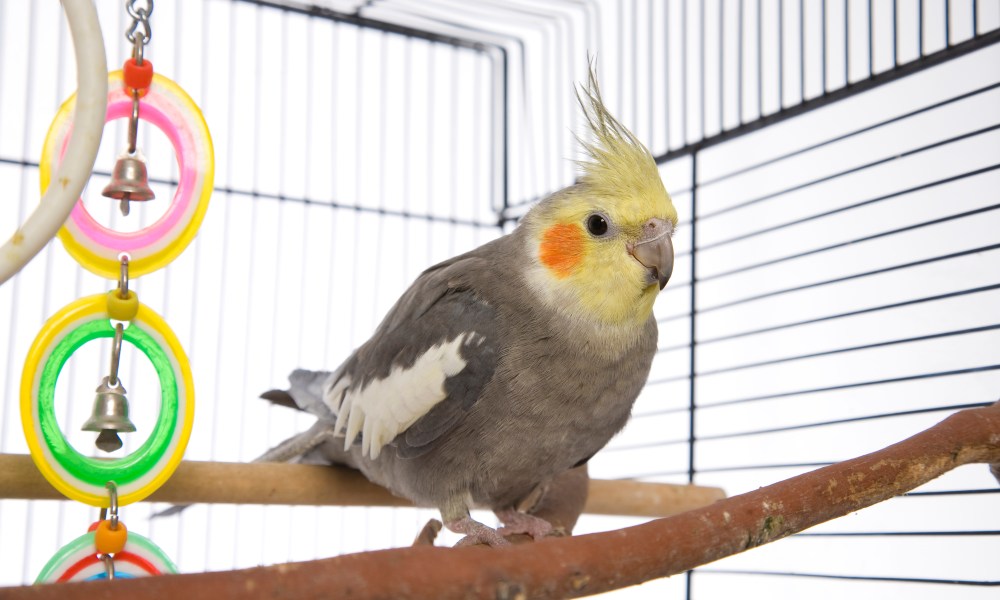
<box><xmin>586</xmin><ymin>214</ymin><xmax>609</xmax><ymax>236</ymax></box>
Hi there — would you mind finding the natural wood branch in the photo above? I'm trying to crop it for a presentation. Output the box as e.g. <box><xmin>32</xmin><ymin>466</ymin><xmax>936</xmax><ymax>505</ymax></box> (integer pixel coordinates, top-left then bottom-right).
<box><xmin>0</xmin><ymin>455</ymin><xmax>723</xmax><ymax>518</ymax></box>
<box><xmin>4</xmin><ymin>401</ymin><xmax>998</xmax><ymax>599</ymax></box>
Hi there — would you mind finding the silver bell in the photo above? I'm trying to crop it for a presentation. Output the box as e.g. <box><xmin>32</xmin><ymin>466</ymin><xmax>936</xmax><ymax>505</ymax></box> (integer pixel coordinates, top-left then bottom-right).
<box><xmin>101</xmin><ymin>154</ymin><xmax>155</xmax><ymax>216</ymax></box>
<box><xmin>81</xmin><ymin>376</ymin><xmax>137</xmax><ymax>453</ymax></box>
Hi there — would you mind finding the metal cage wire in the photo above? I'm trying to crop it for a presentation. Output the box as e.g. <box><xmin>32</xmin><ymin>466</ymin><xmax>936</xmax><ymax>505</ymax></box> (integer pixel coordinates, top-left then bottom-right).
<box><xmin>0</xmin><ymin>0</ymin><xmax>998</xmax><ymax>597</ymax></box>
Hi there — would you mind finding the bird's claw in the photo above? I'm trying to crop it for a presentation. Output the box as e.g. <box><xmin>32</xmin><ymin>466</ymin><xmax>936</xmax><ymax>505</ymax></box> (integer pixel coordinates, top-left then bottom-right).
<box><xmin>446</xmin><ymin>516</ymin><xmax>511</xmax><ymax>547</ymax></box>
<box><xmin>495</xmin><ymin>508</ymin><xmax>554</xmax><ymax>540</ymax></box>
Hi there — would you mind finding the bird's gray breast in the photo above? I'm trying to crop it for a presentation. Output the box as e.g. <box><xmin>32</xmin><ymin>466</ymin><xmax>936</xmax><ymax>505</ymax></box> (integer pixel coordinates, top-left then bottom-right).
<box><xmin>375</xmin><ymin>310</ymin><xmax>657</xmax><ymax>511</ymax></box>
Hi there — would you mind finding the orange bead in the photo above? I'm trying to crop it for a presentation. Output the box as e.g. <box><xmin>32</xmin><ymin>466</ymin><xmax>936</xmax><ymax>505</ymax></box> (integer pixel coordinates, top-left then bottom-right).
<box><xmin>94</xmin><ymin>520</ymin><xmax>128</xmax><ymax>555</ymax></box>
<box><xmin>123</xmin><ymin>58</ymin><xmax>154</xmax><ymax>93</ymax></box>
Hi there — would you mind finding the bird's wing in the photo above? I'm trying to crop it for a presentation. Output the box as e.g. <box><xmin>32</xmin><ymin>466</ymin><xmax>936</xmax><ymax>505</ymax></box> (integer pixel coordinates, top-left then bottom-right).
<box><xmin>328</xmin><ymin>252</ymin><xmax>500</xmax><ymax>460</ymax></box>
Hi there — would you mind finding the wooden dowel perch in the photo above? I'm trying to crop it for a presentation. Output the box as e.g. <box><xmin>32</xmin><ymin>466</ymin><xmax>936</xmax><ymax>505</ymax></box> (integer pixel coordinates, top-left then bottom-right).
<box><xmin>0</xmin><ymin>455</ymin><xmax>724</xmax><ymax>518</ymax></box>
<box><xmin>3</xmin><ymin>401</ymin><xmax>999</xmax><ymax>599</ymax></box>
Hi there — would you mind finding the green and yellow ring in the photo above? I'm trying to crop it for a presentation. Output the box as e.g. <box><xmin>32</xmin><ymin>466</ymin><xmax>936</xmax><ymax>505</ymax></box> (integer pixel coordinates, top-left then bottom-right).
<box><xmin>20</xmin><ymin>294</ymin><xmax>194</xmax><ymax>506</ymax></box>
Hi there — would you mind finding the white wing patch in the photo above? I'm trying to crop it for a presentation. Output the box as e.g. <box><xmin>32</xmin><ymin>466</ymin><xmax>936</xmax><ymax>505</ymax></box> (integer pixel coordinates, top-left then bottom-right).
<box><xmin>330</xmin><ymin>334</ymin><xmax>475</xmax><ymax>460</ymax></box>
<box><xmin>322</xmin><ymin>374</ymin><xmax>352</xmax><ymax>415</ymax></box>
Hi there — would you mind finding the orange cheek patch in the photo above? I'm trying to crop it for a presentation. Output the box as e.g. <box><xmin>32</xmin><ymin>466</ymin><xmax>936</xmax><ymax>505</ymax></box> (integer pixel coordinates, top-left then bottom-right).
<box><xmin>539</xmin><ymin>223</ymin><xmax>585</xmax><ymax>278</ymax></box>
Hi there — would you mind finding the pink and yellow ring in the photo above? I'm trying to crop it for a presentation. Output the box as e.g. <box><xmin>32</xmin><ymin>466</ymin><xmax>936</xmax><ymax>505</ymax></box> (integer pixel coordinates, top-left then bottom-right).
<box><xmin>40</xmin><ymin>70</ymin><xmax>214</xmax><ymax>279</ymax></box>
<box><xmin>20</xmin><ymin>294</ymin><xmax>194</xmax><ymax>506</ymax></box>
<box><xmin>35</xmin><ymin>530</ymin><xmax>178</xmax><ymax>583</ymax></box>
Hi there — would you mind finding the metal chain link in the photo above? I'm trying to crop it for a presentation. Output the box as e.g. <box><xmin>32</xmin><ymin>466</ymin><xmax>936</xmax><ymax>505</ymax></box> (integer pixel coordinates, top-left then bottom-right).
<box><xmin>100</xmin><ymin>553</ymin><xmax>116</xmax><ymax>580</ymax></box>
<box><xmin>98</xmin><ymin>481</ymin><xmax>120</xmax><ymax>529</ymax></box>
<box><xmin>125</xmin><ymin>0</ymin><xmax>154</xmax><ymax>45</ymax></box>
<box><xmin>118</xmin><ymin>255</ymin><xmax>130</xmax><ymax>299</ymax></box>
<box><xmin>108</xmin><ymin>256</ymin><xmax>128</xmax><ymax>385</ymax></box>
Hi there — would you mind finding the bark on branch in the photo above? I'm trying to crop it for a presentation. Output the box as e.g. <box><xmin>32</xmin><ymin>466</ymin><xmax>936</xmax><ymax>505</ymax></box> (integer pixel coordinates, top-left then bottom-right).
<box><xmin>4</xmin><ymin>402</ymin><xmax>999</xmax><ymax>599</ymax></box>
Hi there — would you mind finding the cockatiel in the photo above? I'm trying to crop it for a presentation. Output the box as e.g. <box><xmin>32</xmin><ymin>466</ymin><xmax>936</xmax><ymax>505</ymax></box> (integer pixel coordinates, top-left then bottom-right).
<box><xmin>259</xmin><ymin>67</ymin><xmax>677</xmax><ymax>546</ymax></box>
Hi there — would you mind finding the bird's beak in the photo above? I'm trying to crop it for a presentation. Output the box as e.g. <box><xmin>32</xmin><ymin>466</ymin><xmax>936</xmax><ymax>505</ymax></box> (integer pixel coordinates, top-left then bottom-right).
<box><xmin>629</xmin><ymin>218</ymin><xmax>674</xmax><ymax>290</ymax></box>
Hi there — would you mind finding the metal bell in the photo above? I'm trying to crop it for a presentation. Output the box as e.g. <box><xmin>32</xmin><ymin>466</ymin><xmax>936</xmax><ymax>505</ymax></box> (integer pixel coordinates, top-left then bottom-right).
<box><xmin>101</xmin><ymin>154</ymin><xmax>155</xmax><ymax>216</ymax></box>
<box><xmin>81</xmin><ymin>376</ymin><xmax>137</xmax><ymax>453</ymax></box>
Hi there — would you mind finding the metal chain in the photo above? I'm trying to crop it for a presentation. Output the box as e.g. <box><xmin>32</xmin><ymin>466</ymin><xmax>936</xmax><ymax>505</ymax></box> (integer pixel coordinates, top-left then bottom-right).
<box><xmin>125</xmin><ymin>0</ymin><xmax>154</xmax><ymax>45</ymax></box>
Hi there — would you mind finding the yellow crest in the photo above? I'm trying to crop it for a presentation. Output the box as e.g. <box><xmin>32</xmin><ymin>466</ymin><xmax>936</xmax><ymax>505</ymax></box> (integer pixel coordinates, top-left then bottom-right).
<box><xmin>574</xmin><ymin>63</ymin><xmax>677</xmax><ymax>225</ymax></box>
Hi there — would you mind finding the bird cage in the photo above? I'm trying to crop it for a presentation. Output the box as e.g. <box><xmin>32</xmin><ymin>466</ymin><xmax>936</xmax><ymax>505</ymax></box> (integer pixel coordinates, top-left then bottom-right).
<box><xmin>0</xmin><ymin>0</ymin><xmax>998</xmax><ymax>597</ymax></box>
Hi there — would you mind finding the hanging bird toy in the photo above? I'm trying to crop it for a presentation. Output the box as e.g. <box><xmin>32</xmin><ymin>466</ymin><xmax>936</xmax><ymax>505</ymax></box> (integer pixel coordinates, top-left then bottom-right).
<box><xmin>22</xmin><ymin>0</ymin><xmax>212</xmax><ymax>583</ymax></box>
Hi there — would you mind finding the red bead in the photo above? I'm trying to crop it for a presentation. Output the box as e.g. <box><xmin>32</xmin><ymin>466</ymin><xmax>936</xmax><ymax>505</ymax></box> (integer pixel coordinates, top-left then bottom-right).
<box><xmin>123</xmin><ymin>58</ymin><xmax>154</xmax><ymax>93</ymax></box>
<box><xmin>87</xmin><ymin>521</ymin><xmax>100</xmax><ymax>532</ymax></box>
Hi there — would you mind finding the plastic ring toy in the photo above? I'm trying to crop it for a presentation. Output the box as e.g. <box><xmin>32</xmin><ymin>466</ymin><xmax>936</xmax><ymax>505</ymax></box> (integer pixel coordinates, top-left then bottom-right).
<box><xmin>85</xmin><ymin>573</ymin><xmax>136</xmax><ymax>580</ymax></box>
<box><xmin>20</xmin><ymin>294</ymin><xmax>195</xmax><ymax>506</ymax></box>
<box><xmin>35</xmin><ymin>530</ymin><xmax>178</xmax><ymax>583</ymax></box>
<box><xmin>39</xmin><ymin>70</ymin><xmax>214</xmax><ymax>279</ymax></box>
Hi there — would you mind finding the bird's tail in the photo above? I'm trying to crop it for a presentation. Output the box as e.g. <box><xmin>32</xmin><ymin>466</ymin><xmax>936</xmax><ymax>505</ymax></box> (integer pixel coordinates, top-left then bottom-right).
<box><xmin>153</xmin><ymin>370</ymin><xmax>349</xmax><ymax>518</ymax></box>
<box><xmin>151</xmin><ymin>421</ymin><xmax>345</xmax><ymax>518</ymax></box>
<box><xmin>260</xmin><ymin>368</ymin><xmax>338</xmax><ymax>420</ymax></box>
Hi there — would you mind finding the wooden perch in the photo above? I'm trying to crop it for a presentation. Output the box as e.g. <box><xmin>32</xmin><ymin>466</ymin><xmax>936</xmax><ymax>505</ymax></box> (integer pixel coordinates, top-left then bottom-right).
<box><xmin>0</xmin><ymin>455</ymin><xmax>724</xmax><ymax>518</ymax></box>
<box><xmin>3</xmin><ymin>401</ymin><xmax>999</xmax><ymax>599</ymax></box>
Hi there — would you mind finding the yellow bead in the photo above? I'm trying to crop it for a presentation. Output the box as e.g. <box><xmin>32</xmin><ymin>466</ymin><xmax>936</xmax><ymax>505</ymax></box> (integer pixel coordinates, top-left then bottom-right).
<box><xmin>94</xmin><ymin>519</ymin><xmax>128</xmax><ymax>555</ymax></box>
<box><xmin>106</xmin><ymin>289</ymin><xmax>139</xmax><ymax>322</ymax></box>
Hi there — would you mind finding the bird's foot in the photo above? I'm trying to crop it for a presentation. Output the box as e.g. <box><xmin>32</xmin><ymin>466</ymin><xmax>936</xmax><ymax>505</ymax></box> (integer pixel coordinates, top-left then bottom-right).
<box><xmin>495</xmin><ymin>508</ymin><xmax>554</xmax><ymax>540</ymax></box>
<box><xmin>446</xmin><ymin>516</ymin><xmax>511</xmax><ymax>547</ymax></box>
